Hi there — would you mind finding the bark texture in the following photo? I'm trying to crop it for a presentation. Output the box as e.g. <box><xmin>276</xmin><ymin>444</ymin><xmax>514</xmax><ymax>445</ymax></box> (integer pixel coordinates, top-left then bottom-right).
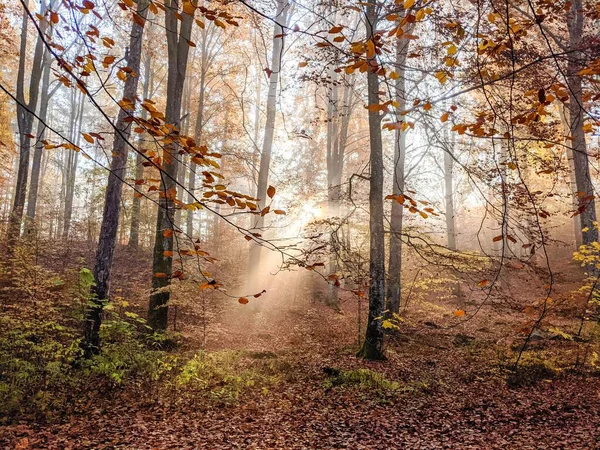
<box><xmin>148</xmin><ymin>0</ymin><xmax>195</xmax><ymax>331</ymax></box>
<box><xmin>358</xmin><ymin>4</ymin><xmax>385</xmax><ymax>361</ymax></box>
<box><xmin>8</xmin><ymin>0</ymin><xmax>48</xmax><ymax>246</ymax></box>
<box><xmin>567</xmin><ymin>0</ymin><xmax>597</xmax><ymax>257</ymax></box>
<box><xmin>386</xmin><ymin>22</ymin><xmax>410</xmax><ymax>315</ymax></box>
<box><xmin>84</xmin><ymin>0</ymin><xmax>148</xmax><ymax>354</ymax></box>
<box><xmin>248</xmin><ymin>0</ymin><xmax>290</xmax><ymax>275</ymax></box>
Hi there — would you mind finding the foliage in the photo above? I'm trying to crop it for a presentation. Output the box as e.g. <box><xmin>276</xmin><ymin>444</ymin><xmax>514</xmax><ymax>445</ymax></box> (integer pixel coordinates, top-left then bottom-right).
<box><xmin>324</xmin><ymin>368</ymin><xmax>400</xmax><ymax>394</ymax></box>
<box><xmin>176</xmin><ymin>350</ymin><xmax>283</xmax><ymax>403</ymax></box>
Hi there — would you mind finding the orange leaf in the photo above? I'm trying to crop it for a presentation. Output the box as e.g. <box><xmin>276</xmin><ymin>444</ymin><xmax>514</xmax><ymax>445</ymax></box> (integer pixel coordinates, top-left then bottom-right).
<box><xmin>238</xmin><ymin>297</ymin><xmax>249</xmax><ymax>305</ymax></box>
<box><xmin>454</xmin><ymin>309</ymin><xmax>465</xmax><ymax>317</ymax></box>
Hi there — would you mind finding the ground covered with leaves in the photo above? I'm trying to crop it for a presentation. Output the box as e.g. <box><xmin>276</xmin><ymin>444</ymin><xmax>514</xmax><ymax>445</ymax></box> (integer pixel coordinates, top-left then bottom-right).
<box><xmin>2</xmin><ymin>247</ymin><xmax>600</xmax><ymax>449</ymax></box>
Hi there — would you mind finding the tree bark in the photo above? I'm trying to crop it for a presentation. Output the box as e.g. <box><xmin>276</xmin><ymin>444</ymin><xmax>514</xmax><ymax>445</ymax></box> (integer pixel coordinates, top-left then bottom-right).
<box><xmin>129</xmin><ymin>51</ymin><xmax>153</xmax><ymax>249</ymax></box>
<box><xmin>148</xmin><ymin>0</ymin><xmax>195</xmax><ymax>331</ymax></box>
<box><xmin>444</xmin><ymin>134</ymin><xmax>456</xmax><ymax>251</ymax></box>
<box><xmin>386</xmin><ymin>22</ymin><xmax>410</xmax><ymax>315</ymax></box>
<box><xmin>566</xmin><ymin>0</ymin><xmax>596</xmax><ymax>257</ymax></box>
<box><xmin>84</xmin><ymin>0</ymin><xmax>148</xmax><ymax>355</ymax></box>
<box><xmin>559</xmin><ymin>104</ymin><xmax>583</xmax><ymax>249</ymax></box>
<box><xmin>248</xmin><ymin>0</ymin><xmax>290</xmax><ymax>275</ymax></box>
<box><xmin>7</xmin><ymin>0</ymin><xmax>48</xmax><ymax>246</ymax></box>
<box><xmin>62</xmin><ymin>91</ymin><xmax>84</xmax><ymax>240</ymax></box>
<box><xmin>25</xmin><ymin>39</ymin><xmax>55</xmax><ymax>235</ymax></box>
<box><xmin>358</xmin><ymin>4</ymin><xmax>385</xmax><ymax>360</ymax></box>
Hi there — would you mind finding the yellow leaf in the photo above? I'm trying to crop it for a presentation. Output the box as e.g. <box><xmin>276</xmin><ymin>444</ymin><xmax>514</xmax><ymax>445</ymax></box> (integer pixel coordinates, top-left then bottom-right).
<box><xmin>404</xmin><ymin>0</ymin><xmax>415</xmax><ymax>9</ymax></box>
<box><xmin>82</xmin><ymin>133</ymin><xmax>94</xmax><ymax>144</ymax></box>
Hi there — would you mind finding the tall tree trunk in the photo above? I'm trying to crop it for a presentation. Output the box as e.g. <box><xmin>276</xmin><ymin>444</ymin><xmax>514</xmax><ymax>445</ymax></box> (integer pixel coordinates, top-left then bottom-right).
<box><xmin>175</xmin><ymin>76</ymin><xmax>191</xmax><ymax>231</ymax></box>
<box><xmin>325</xmin><ymin>77</ymin><xmax>353</xmax><ymax>308</ymax></box>
<box><xmin>358</xmin><ymin>4</ymin><xmax>385</xmax><ymax>360</ymax></box>
<box><xmin>25</xmin><ymin>40</ymin><xmax>54</xmax><ymax>235</ymax></box>
<box><xmin>386</xmin><ymin>23</ymin><xmax>410</xmax><ymax>315</ymax></box>
<box><xmin>444</xmin><ymin>131</ymin><xmax>462</xmax><ymax>296</ymax></box>
<box><xmin>559</xmin><ymin>104</ymin><xmax>583</xmax><ymax>249</ymax></box>
<box><xmin>148</xmin><ymin>0</ymin><xmax>195</xmax><ymax>331</ymax></box>
<box><xmin>129</xmin><ymin>52</ymin><xmax>153</xmax><ymax>249</ymax></box>
<box><xmin>566</xmin><ymin>0</ymin><xmax>596</xmax><ymax>258</ymax></box>
<box><xmin>247</xmin><ymin>0</ymin><xmax>290</xmax><ymax>275</ymax></box>
<box><xmin>187</xmin><ymin>60</ymin><xmax>207</xmax><ymax>238</ymax></box>
<box><xmin>444</xmin><ymin>134</ymin><xmax>456</xmax><ymax>251</ymax></box>
<box><xmin>83</xmin><ymin>0</ymin><xmax>148</xmax><ymax>355</ymax></box>
<box><xmin>325</xmin><ymin>63</ymin><xmax>341</xmax><ymax>309</ymax></box>
<box><xmin>62</xmin><ymin>92</ymin><xmax>84</xmax><ymax>240</ymax></box>
<box><xmin>7</xmin><ymin>0</ymin><xmax>47</xmax><ymax>246</ymax></box>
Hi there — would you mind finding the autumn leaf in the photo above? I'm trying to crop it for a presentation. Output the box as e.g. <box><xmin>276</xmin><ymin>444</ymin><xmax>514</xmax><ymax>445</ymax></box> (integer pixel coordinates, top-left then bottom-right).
<box><xmin>454</xmin><ymin>309</ymin><xmax>465</xmax><ymax>317</ymax></box>
<box><xmin>267</xmin><ymin>185</ymin><xmax>276</xmax><ymax>198</ymax></box>
<box><xmin>238</xmin><ymin>297</ymin><xmax>249</xmax><ymax>305</ymax></box>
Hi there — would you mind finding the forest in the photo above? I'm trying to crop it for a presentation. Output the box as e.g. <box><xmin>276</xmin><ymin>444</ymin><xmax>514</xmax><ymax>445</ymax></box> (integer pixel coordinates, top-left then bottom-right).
<box><xmin>0</xmin><ymin>0</ymin><xmax>600</xmax><ymax>448</ymax></box>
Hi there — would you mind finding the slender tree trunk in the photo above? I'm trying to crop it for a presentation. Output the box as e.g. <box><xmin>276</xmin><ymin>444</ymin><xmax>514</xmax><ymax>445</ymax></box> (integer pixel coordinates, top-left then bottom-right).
<box><xmin>63</xmin><ymin>91</ymin><xmax>84</xmax><ymax>240</ymax></box>
<box><xmin>248</xmin><ymin>0</ymin><xmax>290</xmax><ymax>275</ymax></box>
<box><xmin>8</xmin><ymin>0</ymin><xmax>47</xmax><ymax>246</ymax></box>
<box><xmin>24</xmin><ymin>43</ymin><xmax>53</xmax><ymax>235</ymax></box>
<box><xmin>148</xmin><ymin>1</ymin><xmax>195</xmax><ymax>331</ymax></box>
<box><xmin>444</xmin><ymin>134</ymin><xmax>457</xmax><ymax>251</ymax></box>
<box><xmin>386</xmin><ymin>24</ymin><xmax>410</xmax><ymax>315</ymax></box>
<box><xmin>559</xmin><ymin>104</ymin><xmax>583</xmax><ymax>249</ymax></box>
<box><xmin>129</xmin><ymin>52</ymin><xmax>153</xmax><ymax>249</ymax></box>
<box><xmin>325</xmin><ymin>62</ymin><xmax>341</xmax><ymax>309</ymax></box>
<box><xmin>358</xmin><ymin>4</ymin><xmax>385</xmax><ymax>360</ymax></box>
<box><xmin>83</xmin><ymin>1</ymin><xmax>149</xmax><ymax>354</ymax></box>
<box><xmin>187</xmin><ymin>61</ymin><xmax>207</xmax><ymax>238</ymax></box>
<box><xmin>444</xmin><ymin>131</ymin><xmax>462</xmax><ymax>296</ymax></box>
<box><xmin>566</xmin><ymin>0</ymin><xmax>596</xmax><ymax>258</ymax></box>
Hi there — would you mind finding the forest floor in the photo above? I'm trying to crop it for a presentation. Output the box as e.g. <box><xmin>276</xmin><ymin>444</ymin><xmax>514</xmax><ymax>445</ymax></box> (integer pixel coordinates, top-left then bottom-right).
<box><xmin>2</xmin><ymin>246</ymin><xmax>600</xmax><ymax>449</ymax></box>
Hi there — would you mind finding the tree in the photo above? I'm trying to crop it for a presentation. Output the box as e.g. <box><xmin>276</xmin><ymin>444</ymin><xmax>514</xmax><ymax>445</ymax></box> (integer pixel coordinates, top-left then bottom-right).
<box><xmin>247</xmin><ymin>0</ymin><xmax>290</xmax><ymax>274</ymax></box>
<box><xmin>7</xmin><ymin>0</ymin><xmax>48</xmax><ymax>246</ymax></box>
<box><xmin>83</xmin><ymin>0</ymin><xmax>149</xmax><ymax>355</ymax></box>
<box><xmin>386</xmin><ymin>15</ymin><xmax>411</xmax><ymax>315</ymax></box>
<box><xmin>566</xmin><ymin>0</ymin><xmax>597</xmax><ymax>258</ymax></box>
<box><xmin>188</xmin><ymin>21</ymin><xmax>221</xmax><ymax>238</ymax></box>
<box><xmin>24</xmin><ymin>1</ymin><xmax>58</xmax><ymax>234</ymax></box>
<box><xmin>128</xmin><ymin>49</ymin><xmax>153</xmax><ymax>249</ymax></box>
<box><xmin>148</xmin><ymin>0</ymin><xmax>195</xmax><ymax>331</ymax></box>
<box><xmin>357</xmin><ymin>3</ymin><xmax>385</xmax><ymax>361</ymax></box>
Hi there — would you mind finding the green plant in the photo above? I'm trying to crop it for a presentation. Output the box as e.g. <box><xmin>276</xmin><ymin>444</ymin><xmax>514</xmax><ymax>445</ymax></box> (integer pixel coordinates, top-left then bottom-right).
<box><xmin>324</xmin><ymin>368</ymin><xmax>400</xmax><ymax>393</ymax></box>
